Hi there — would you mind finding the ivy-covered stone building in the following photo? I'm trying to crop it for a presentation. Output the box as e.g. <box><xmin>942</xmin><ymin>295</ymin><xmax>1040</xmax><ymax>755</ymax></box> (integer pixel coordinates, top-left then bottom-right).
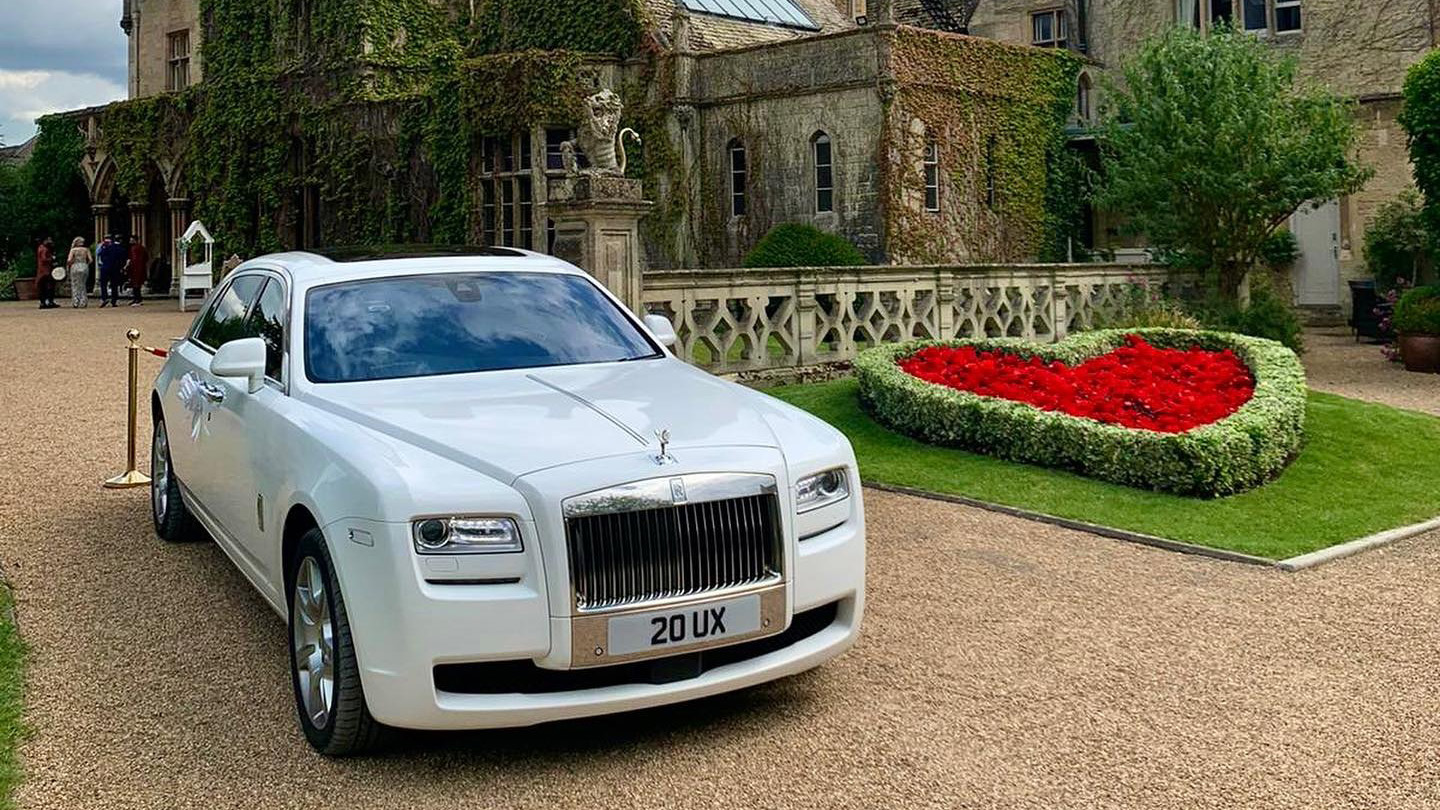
<box><xmin>58</xmin><ymin>0</ymin><xmax>1078</xmax><ymax>278</ymax></box>
<box><xmin>966</xmin><ymin>0</ymin><xmax>1435</xmax><ymax>313</ymax></box>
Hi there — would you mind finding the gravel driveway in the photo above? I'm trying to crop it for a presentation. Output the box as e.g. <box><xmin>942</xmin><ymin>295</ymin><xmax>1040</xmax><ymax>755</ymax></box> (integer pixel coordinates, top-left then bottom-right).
<box><xmin>3</xmin><ymin>302</ymin><xmax>1440</xmax><ymax>809</ymax></box>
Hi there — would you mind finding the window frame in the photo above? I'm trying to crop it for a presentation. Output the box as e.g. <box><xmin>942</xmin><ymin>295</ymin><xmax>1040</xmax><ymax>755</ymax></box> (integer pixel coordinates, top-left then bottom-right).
<box><xmin>923</xmin><ymin>138</ymin><xmax>940</xmax><ymax>214</ymax></box>
<box><xmin>245</xmin><ymin>275</ymin><xmax>291</xmax><ymax>389</ymax></box>
<box><xmin>729</xmin><ymin>139</ymin><xmax>748</xmax><ymax>218</ymax></box>
<box><xmin>1273</xmin><ymin>0</ymin><xmax>1301</xmax><ymax>33</ymax></box>
<box><xmin>479</xmin><ymin>133</ymin><xmax>536</xmax><ymax>250</ymax></box>
<box><xmin>166</xmin><ymin>29</ymin><xmax>191</xmax><ymax>92</ymax></box>
<box><xmin>189</xmin><ymin>269</ymin><xmax>291</xmax><ymax>393</ymax></box>
<box><xmin>1030</xmin><ymin>9</ymin><xmax>1068</xmax><ymax>48</ymax></box>
<box><xmin>812</xmin><ymin>131</ymin><xmax>834</xmax><ymax>214</ymax></box>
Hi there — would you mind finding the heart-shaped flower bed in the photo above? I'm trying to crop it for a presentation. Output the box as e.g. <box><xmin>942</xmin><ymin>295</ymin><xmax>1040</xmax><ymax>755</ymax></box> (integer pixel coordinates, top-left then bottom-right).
<box><xmin>856</xmin><ymin>329</ymin><xmax>1307</xmax><ymax>497</ymax></box>
<box><xmin>897</xmin><ymin>335</ymin><xmax>1255</xmax><ymax>433</ymax></box>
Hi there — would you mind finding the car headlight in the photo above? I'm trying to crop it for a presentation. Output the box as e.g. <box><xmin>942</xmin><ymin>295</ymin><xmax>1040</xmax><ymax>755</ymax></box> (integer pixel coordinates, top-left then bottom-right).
<box><xmin>795</xmin><ymin>468</ymin><xmax>850</xmax><ymax>513</ymax></box>
<box><xmin>412</xmin><ymin>516</ymin><xmax>523</xmax><ymax>555</ymax></box>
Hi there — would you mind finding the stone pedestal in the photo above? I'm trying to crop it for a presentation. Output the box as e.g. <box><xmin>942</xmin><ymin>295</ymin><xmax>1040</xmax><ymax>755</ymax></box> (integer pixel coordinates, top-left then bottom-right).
<box><xmin>546</xmin><ymin>174</ymin><xmax>652</xmax><ymax>314</ymax></box>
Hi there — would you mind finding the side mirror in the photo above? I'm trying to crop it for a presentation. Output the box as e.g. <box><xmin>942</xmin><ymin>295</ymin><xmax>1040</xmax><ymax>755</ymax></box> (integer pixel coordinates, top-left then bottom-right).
<box><xmin>643</xmin><ymin>313</ymin><xmax>678</xmax><ymax>349</ymax></box>
<box><xmin>210</xmin><ymin>337</ymin><xmax>267</xmax><ymax>393</ymax></box>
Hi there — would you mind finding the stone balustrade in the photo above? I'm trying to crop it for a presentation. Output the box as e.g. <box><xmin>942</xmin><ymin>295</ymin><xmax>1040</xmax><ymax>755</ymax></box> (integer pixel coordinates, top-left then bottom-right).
<box><xmin>641</xmin><ymin>263</ymin><xmax>1186</xmax><ymax>374</ymax></box>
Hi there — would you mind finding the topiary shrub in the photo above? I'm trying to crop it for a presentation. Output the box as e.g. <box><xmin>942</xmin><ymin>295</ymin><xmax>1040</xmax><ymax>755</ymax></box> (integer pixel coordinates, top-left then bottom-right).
<box><xmin>856</xmin><ymin>328</ymin><xmax>1307</xmax><ymax>497</ymax></box>
<box><xmin>1394</xmin><ymin>285</ymin><xmax>1440</xmax><ymax>336</ymax></box>
<box><xmin>742</xmin><ymin>223</ymin><xmax>867</xmax><ymax>268</ymax></box>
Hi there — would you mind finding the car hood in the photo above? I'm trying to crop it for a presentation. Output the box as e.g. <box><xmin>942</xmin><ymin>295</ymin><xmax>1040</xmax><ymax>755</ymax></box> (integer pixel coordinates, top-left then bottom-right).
<box><xmin>302</xmin><ymin>359</ymin><xmax>781</xmax><ymax>483</ymax></box>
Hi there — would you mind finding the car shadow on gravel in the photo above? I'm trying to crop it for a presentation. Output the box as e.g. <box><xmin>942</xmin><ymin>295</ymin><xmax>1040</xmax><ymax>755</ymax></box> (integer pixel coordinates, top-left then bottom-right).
<box><xmin>371</xmin><ymin>679</ymin><xmax>823</xmax><ymax>761</ymax></box>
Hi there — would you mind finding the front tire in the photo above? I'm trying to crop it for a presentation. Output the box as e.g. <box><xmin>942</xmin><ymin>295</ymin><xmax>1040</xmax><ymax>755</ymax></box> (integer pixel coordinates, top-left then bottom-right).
<box><xmin>151</xmin><ymin>415</ymin><xmax>202</xmax><ymax>542</ymax></box>
<box><xmin>288</xmin><ymin>528</ymin><xmax>385</xmax><ymax>755</ymax></box>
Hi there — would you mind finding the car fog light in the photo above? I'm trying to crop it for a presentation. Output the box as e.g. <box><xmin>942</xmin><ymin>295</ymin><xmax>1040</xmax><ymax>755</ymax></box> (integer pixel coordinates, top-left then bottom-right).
<box><xmin>795</xmin><ymin>468</ymin><xmax>850</xmax><ymax>513</ymax></box>
<box><xmin>412</xmin><ymin>516</ymin><xmax>523</xmax><ymax>555</ymax></box>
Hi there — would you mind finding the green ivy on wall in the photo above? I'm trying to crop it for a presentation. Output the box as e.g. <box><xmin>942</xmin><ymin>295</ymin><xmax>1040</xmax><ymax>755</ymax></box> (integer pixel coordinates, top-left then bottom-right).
<box><xmin>886</xmin><ymin>28</ymin><xmax>1081</xmax><ymax>264</ymax></box>
<box><xmin>468</xmin><ymin>0</ymin><xmax>648</xmax><ymax>56</ymax></box>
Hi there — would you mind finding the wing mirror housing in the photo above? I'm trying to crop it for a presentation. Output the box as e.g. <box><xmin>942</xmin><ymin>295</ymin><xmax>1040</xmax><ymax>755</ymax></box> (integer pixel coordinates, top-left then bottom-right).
<box><xmin>210</xmin><ymin>337</ymin><xmax>268</xmax><ymax>393</ymax></box>
<box><xmin>643</xmin><ymin>313</ymin><xmax>678</xmax><ymax>349</ymax></box>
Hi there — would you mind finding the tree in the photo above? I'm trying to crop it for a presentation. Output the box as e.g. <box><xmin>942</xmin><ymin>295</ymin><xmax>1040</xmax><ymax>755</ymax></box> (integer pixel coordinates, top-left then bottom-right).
<box><xmin>1097</xmin><ymin>25</ymin><xmax>1371</xmax><ymax>302</ymax></box>
<box><xmin>1400</xmin><ymin>48</ymin><xmax>1440</xmax><ymax>237</ymax></box>
<box><xmin>0</xmin><ymin>118</ymin><xmax>90</xmax><ymax>269</ymax></box>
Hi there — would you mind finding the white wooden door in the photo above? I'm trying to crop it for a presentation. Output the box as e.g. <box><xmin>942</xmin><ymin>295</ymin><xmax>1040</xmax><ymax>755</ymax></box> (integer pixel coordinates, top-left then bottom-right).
<box><xmin>1291</xmin><ymin>200</ymin><xmax>1341</xmax><ymax>306</ymax></box>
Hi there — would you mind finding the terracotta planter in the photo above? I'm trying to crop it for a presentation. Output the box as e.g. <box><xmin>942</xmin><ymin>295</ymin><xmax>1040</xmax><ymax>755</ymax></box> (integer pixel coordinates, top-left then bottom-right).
<box><xmin>11</xmin><ymin>277</ymin><xmax>36</xmax><ymax>301</ymax></box>
<box><xmin>1399</xmin><ymin>333</ymin><xmax>1440</xmax><ymax>374</ymax></box>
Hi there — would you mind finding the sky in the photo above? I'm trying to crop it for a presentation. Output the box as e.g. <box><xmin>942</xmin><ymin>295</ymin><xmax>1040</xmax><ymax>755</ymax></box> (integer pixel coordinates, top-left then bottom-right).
<box><xmin>0</xmin><ymin>0</ymin><xmax>128</xmax><ymax>145</ymax></box>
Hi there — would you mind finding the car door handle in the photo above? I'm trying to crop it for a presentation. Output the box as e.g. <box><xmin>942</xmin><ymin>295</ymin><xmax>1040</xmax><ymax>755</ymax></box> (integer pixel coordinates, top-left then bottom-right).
<box><xmin>198</xmin><ymin>381</ymin><xmax>226</xmax><ymax>404</ymax></box>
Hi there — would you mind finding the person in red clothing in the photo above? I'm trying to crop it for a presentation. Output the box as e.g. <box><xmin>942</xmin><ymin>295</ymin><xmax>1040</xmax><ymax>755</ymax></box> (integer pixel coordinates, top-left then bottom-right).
<box><xmin>124</xmin><ymin>237</ymin><xmax>149</xmax><ymax>307</ymax></box>
<box><xmin>34</xmin><ymin>237</ymin><xmax>57</xmax><ymax>309</ymax></box>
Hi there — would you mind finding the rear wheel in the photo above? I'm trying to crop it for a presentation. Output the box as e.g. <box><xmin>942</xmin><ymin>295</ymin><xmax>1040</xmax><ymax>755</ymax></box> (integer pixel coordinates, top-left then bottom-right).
<box><xmin>150</xmin><ymin>416</ymin><xmax>202</xmax><ymax>542</ymax></box>
<box><xmin>288</xmin><ymin>528</ymin><xmax>385</xmax><ymax>755</ymax></box>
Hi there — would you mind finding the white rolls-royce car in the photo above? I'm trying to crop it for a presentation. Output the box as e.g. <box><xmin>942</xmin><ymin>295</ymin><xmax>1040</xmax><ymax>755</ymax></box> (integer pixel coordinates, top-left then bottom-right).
<box><xmin>149</xmin><ymin>247</ymin><xmax>865</xmax><ymax>755</ymax></box>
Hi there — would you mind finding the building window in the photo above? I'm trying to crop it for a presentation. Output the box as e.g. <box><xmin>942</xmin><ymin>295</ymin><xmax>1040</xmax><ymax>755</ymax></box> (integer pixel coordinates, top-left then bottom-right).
<box><xmin>923</xmin><ymin>138</ymin><xmax>940</xmax><ymax>213</ymax></box>
<box><xmin>1075</xmin><ymin>74</ymin><xmax>1092</xmax><ymax>122</ymax></box>
<box><xmin>1274</xmin><ymin>0</ymin><xmax>1301</xmax><ymax>32</ymax></box>
<box><xmin>1031</xmin><ymin>9</ymin><xmax>1067</xmax><ymax>48</ymax></box>
<box><xmin>728</xmin><ymin>139</ymin><xmax>747</xmax><ymax>218</ymax></box>
<box><xmin>1210</xmin><ymin>0</ymin><xmax>1233</xmax><ymax>24</ymax></box>
<box><xmin>167</xmin><ymin>30</ymin><xmax>191</xmax><ymax>92</ymax></box>
<box><xmin>1242</xmin><ymin>0</ymin><xmax>1267</xmax><ymax>29</ymax></box>
<box><xmin>812</xmin><ymin>132</ymin><xmax>834</xmax><ymax>214</ymax></box>
<box><xmin>480</xmin><ymin>134</ymin><xmax>534</xmax><ymax>250</ymax></box>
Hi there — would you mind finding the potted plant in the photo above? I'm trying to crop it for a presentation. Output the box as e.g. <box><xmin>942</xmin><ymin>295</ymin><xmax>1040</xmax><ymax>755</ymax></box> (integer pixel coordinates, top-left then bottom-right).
<box><xmin>1393</xmin><ymin>285</ymin><xmax>1440</xmax><ymax>373</ymax></box>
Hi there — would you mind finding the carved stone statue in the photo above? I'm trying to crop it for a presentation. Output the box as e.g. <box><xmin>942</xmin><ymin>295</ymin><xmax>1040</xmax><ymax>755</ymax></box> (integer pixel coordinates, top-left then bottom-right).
<box><xmin>573</xmin><ymin>89</ymin><xmax>641</xmax><ymax>177</ymax></box>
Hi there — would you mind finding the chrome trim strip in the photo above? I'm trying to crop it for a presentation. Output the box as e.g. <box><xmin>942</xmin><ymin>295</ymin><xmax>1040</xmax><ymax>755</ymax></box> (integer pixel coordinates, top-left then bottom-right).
<box><xmin>562</xmin><ymin>472</ymin><xmax>777</xmax><ymax>518</ymax></box>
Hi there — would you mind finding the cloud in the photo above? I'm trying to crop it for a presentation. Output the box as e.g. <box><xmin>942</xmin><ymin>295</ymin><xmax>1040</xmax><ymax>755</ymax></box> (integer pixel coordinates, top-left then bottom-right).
<box><xmin>0</xmin><ymin>69</ymin><xmax>125</xmax><ymax>145</ymax></box>
<box><xmin>0</xmin><ymin>0</ymin><xmax>128</xmax><ymax>142</ymax></box>
<box><xmin>0</xmin><ymin>0</ymin><xmax>128</xmax><ymax>80</ymax></box>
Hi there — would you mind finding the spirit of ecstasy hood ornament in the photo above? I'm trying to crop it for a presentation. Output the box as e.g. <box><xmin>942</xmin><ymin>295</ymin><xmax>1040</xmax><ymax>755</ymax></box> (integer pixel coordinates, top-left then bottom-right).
<box><xmin>653</xmin><ymin>429</ymin><xmax>677</xmax><ymax>466</ymax></box>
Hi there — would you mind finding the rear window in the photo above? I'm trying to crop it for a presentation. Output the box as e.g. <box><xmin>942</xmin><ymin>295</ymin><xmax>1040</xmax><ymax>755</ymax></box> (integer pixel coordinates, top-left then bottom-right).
<box><xmin>304</xmin><ymin>272</ymin><xmax>661</xmax><ymax>383</ymax></box>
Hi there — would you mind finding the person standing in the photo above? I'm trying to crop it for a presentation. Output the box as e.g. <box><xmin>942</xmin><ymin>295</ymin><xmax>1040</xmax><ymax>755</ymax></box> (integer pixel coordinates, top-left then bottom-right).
<box><xmin>35</xmin><ymin>237</ymin><xmax>57</xmax><ymax>309</ymax></box>
<box><xmin>65</xmin><ymin>237</ymin><xmax>93</xmax><ymax>308</ymax></box>
<box><xmin>97</xmin><ymin>235</ymin><xmax>126</xmax><ymax>308</ymax></box>
<box><xmin>125</xmin><ymin>237</ymin><xmax>149</xmax><ymax>307</ymax></box>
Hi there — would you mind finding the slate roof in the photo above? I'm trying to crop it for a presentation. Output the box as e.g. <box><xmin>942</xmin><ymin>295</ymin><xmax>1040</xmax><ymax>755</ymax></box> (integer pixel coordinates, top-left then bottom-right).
<box><xmin>643</xmin><ymin>0</ymin><xmax>856</xmax><ymax>51</ymax></box>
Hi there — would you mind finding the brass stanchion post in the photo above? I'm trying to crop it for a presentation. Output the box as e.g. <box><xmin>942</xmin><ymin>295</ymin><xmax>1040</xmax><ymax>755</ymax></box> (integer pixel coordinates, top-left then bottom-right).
<box><xmin>104</xmin><ymin>328</ymin><xmax>152</xmax><ymax>489</ymax></box>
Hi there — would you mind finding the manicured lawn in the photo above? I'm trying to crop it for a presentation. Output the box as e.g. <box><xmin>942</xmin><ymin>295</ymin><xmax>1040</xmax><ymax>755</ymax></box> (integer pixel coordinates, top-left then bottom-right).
<box><xmin>769</xmin><ymin>378</ymin><xmax>1440</xmax><ymax>560</ymax></box>
<box><xmin>0</xmin><ymin>590</ymin><xmax>22</xmax><ymax>808</ymax></box>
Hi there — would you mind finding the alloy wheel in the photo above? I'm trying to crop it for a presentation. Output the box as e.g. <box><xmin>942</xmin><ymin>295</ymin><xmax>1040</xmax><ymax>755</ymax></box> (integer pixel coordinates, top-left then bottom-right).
<box><xmin>291</xmin><ymin>557</ymin><xmax>336</xmax><ymax>730</ymax></box>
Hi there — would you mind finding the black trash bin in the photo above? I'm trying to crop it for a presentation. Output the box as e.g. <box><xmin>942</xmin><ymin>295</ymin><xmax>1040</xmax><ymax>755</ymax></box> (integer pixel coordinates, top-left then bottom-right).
<box><xmin>1348</xmin><ymin>279</ymin><xmax>1388</xmax><ymax>342</ymax></box>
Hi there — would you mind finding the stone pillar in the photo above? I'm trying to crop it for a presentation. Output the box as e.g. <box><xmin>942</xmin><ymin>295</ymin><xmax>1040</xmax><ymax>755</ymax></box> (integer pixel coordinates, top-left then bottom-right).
<box><xmin>546</xmin><ymin>174</ymin><xmax>653</xmax><ymax>314</ymax></box>
<box><xmin>91</xmin><ymin>204</ymin><xmax>111</xmax><ymax>248</ymax></box>
<box><xmin>168</xmin><ymin>198</ymin><xmax>190</xmax><ymax>295</ymax></box>
<box><xmin>128</xmin><ymin>202</ymin><xmax>147</xmax><ymax>244</ymax></box>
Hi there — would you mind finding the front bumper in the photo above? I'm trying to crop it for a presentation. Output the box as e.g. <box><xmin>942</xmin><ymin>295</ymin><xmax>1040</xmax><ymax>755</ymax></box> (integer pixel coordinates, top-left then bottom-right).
<box><xmin>326</xmin><ymin>508</ymin><xmax>865</xmax><ymax>731</ymax></box>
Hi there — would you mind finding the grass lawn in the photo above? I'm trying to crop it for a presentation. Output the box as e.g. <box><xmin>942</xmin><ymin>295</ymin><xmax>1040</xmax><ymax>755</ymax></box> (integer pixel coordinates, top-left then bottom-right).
<box><xmin>0</xmin><ymin>590</ymin><xmax>21</xmax><ymax>808</ymax></box>
<box><xmin>769</xmin><ymin>378</ymin><xmax>1440</xmax><ymax>560</ymax></box>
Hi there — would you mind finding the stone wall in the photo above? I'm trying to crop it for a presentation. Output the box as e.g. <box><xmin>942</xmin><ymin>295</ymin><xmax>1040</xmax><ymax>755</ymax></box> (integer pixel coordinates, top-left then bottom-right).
<box><xmin>127</xmin><ymin>0</ymin><xmax>202</xmax><ymax>99</ymax></box>
<box><xmin>686</xmin><ymin>30</ymin><xmax>889</xmax><ymax>267</ymax></box>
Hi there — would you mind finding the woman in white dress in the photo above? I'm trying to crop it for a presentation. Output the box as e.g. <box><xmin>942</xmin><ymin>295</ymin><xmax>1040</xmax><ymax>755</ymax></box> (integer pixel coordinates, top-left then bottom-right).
<box><xmin>66</xmin><ymin>237</ymin><xmax>92</xmax><ymax>308</ymax></box>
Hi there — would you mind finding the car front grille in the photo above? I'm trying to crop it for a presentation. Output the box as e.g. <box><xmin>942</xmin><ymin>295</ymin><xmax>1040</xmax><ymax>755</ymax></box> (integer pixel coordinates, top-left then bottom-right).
<box><xmin>564</xmin><ymin>485</ymin><xmax>783</xmax><ymax>613</ymax></box>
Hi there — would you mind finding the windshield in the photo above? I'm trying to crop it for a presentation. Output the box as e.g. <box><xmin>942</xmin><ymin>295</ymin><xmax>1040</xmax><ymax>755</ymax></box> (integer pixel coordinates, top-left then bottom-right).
<box><xmin>304</xmin><ymin>272</ymin><xmax>661</xmax><ymax>383</ymax></box>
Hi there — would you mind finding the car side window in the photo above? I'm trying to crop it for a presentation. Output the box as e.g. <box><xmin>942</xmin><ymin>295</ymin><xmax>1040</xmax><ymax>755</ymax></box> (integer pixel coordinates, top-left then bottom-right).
<box><xmin>195</xmin><ymin>275</ymin><xmax>265</xmax><ymax>350</ymax></box>
<box><xmin>246</xmin><ymin>278</ymin><xmax>287</xmax><ymax>382</ymax></box>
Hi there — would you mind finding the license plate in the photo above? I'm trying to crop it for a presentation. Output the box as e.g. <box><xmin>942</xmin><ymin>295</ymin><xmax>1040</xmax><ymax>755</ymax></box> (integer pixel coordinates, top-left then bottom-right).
<box><xmin>606</xmin><ymin>594</ymin><xmax>763</xmax><ymax>657</ymax></box>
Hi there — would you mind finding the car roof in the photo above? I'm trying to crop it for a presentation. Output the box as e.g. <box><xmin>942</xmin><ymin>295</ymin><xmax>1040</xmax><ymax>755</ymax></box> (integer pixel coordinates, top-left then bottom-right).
<box><xmin>232</xmin><ymin>247</ymin><xmax>584</xmax><ymax>287</ymax></box>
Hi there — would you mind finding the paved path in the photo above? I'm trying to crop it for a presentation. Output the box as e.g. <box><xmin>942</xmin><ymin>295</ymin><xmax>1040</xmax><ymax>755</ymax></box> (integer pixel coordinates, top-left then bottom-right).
<box><xmin>1303</xmin><ymin>327</ymin><xmax>1440</xmax><ymax>415</ymax></box>
<box><xmin>3</xmin><ymin>303</ymin><xmax>1440</xmax><ymax>808</ymax></box>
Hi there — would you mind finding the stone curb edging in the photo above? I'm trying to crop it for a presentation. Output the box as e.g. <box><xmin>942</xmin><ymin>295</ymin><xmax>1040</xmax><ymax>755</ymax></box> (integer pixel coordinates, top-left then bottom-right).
<box><xmin>1275</xmin><ymin>515</ymin><xmax>1440</xmax><ymax>572</ymax></box>
<box><xmin>862</xmin><ymin>482</ymin><xmax>1277</xmax><ymax>568</ymax></box>
<box><xmin>863</xmin><ymin>482</ymin><xmax>1440</xmax><ymax>572</ymax></box>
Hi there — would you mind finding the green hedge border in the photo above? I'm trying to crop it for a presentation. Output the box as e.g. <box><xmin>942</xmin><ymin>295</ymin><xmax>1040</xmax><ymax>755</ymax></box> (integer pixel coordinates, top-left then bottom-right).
<box><xmin>855</xmin><ymin>329</ymin><xmax>1308</xmax><ymax>497</ymax></box>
